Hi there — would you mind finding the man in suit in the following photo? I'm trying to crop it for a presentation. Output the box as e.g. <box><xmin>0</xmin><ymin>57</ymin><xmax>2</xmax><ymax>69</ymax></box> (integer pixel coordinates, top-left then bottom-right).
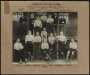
<box><xmin>19</xmin><ymin>14</ymin><xmax>27</xmax><ymax>23</ymax></box>
<box><xmin>18</xmin><ymin>14</ymin><xmax>27</xmax><ymax>36</ymax></box>
<box><xmin>41</xmin><ymin>13</ymin><xmax>47</xmax><ymax>29</ymax></box>
<box><xmin>59</xmin><ymin>16</ymin><xmax>66</xmax><ymax>24</ymax></box>
<box><xmin>53</xmin><ymin>13</ymin><xmax>58</xmax><ymax>35</ymax></box>
<box><xmin>46</xmin><ymin>15</ymin><xmax>54</xmax><ymax>33</ymax></box>
<box><xmin>29</xmin><ymin>13</ymin><xmax>35</xmax><ymax>34</ymax></box>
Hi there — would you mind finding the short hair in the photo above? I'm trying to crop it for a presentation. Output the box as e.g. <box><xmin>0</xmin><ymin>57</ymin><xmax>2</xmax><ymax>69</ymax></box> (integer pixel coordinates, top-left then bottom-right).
<box><xmin>36</xmin><ymin>32</ymin><xmax>39</xmax><ymax>35</ymax></box>
<box><xmin>16</xmin><ymin>38</ymin><xmax>20</xmax><ymax>41</ymax></box>
<box><xmin>50</xmin><ymin>33</ymin><xmax>53</xmax><ymax>35</ymax></box>
<box><xmin>43</xmin><ymin>28</ymin><xmax>46</xmax><ymax>30</ymax></box>
<box><xmin>28</xmin><ymin>30</ymin><xmax>31</xmax><ymax>34</ymax></box>
<box><xmin>71</xmin><ymin>38</ymin><xmax>75</xmax><ymax>40</ymax></box>
<box><xmin>28</xmin><ymin>30</ymin><xmax>31</xmax><ymax>32</ymax></box>
<box><xmin>60</xmin><ymin>31</ymin><xmax>63</xmax><ymax>34</ymax></box>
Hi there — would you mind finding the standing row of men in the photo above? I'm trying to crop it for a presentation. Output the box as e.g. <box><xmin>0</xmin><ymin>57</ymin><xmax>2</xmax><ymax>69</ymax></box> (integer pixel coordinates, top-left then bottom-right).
<box><xmin>14</xmin><ymin>29</ymin><xmax>77</xmax><ymax>63</ymax></box>
<box><xmin>19</xmin><ymin>13</ymin><xmax>66</xmax><ymax>34</ymax></box>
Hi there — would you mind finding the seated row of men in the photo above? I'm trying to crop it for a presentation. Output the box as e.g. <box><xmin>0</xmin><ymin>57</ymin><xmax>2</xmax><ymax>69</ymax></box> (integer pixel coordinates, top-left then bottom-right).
<box><xmin>14</xmin><ymin>30</ymin><xmax>77</xmax><ymax>63</ymax></box>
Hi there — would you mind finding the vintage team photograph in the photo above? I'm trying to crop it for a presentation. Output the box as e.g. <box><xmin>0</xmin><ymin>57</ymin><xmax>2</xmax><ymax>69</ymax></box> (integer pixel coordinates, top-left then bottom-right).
<box><xmin>12</xmin><ymin>12</ymin><xmax>78</xmax><ymax>64</ymax></box>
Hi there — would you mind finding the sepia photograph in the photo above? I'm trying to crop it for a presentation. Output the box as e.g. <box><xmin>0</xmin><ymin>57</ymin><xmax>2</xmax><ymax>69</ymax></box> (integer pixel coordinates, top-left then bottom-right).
<box><xmin>12</xmin><ymin>12</ymin><xmax>78</xmax><ymax>64</ymax></box>
<box><xmin>1</xmin><ymin>1</ymin><xmax>89</xmax><ymax>74</ymax></box>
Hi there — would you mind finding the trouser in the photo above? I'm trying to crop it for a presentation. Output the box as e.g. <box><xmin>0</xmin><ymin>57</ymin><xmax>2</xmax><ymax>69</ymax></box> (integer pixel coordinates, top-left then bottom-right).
<box><xmin>47</xmin><ymin>23</ymin><xmax>54</xmax><ymax>33</ymax></box>
<box><xmin>26</xmin><ymin>41</ymin><xmax>33</xmax><ymax>60</ymax></box>
<box><xmin>49</xmin><ymin>43</ymin><xmax>54</xmax><ymax>51</ymax></box>
<box><xmin>68</xmin><ymin>48</ymin><xmax>77</xmax><ymax>60</ymax></box>
<box><xmin>34</xmin><ymin>42</ymin><xmax>41</xmax><ymax>60</ymax></box>
<box><xmin>34</xmin><ymin>42</ymin><xmax>41</xmax><ymax>52</ymax></box>
<box><xmin>49</xmin><ymin>43</ymin><xmax>56</xmax><ymax>60</ymax></box>
<box><xmin>19</xmin><ymin>23</ymin><xmax>27</xmax><ymax>36</ymax></box>
<box><xmin>42</xmin><ymin>49</ymin><xmax>51</xmax><ymax>61</ymax></box>
<box><xmin>53</xmin><ymin>42</ymin><xmax>59</xmax><ymax>59</ymax></box>
<box><xmin>14</xmin><ymin>50</ymin><xmax>23</xmax><ymax>62</ymax></box>
<box><xmin>58</xmin><ymin>41</ymin><xmax>67</xmax><ymax>59</ymax></box>
<box><xmin>34</xmin><ymin>26</ymin><xmax>42</xmax><ymax>34</ymax></box>
<box><xmin>54</xmin><ymin>25</ymin><xmax>58</xmax><ymax>35</ymax></box>
<box><xmin>42</xmin><ymin>21</ymin><xmax>47</xmax><ymax>29</ymax></box>
<box><xmin>29</xmin><ymin>24</ymin><xmax>34</xmax><ymax>34</ymax></box>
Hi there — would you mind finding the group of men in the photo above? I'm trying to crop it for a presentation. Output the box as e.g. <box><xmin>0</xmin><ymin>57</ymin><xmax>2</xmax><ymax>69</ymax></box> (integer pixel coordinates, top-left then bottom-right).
<box><xmin>14</xmin><ymin>29</ymin><xmax>77</xmax><ymax>63</ymax></box>
<box><xmin>13</xmin><ymin>13</ymin><xmax>77</xmax><ymax>63</ymax></box>
<box><xmin>19</xmin><ymin>13</ymin><xmax>66</xmax><ymax>35</ymax></box>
